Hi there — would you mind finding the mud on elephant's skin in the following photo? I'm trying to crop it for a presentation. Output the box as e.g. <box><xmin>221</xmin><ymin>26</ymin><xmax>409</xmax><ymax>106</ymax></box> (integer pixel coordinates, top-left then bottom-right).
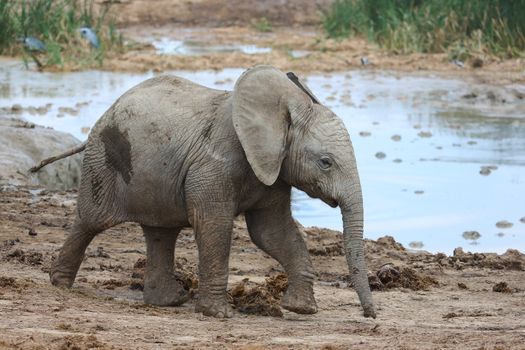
<box><xmin>41</xmin><ymin>65</ymin><xmax>375</xmax><ymax>318</ymax></box>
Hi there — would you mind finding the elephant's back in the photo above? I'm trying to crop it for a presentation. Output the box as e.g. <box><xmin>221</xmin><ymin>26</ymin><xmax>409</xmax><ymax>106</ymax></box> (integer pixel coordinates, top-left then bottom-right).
<box><xmin>77</xmin><ymin>74</ymin><xmax>233</xmax><ymax>226</ymax></box>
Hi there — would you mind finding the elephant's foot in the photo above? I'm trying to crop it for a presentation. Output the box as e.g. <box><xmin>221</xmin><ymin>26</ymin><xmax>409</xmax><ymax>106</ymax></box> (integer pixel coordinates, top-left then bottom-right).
<box><xmin>281</xmin><ymin>284</ymin><xmax>318</xmax><ymax>314</ymax></box>
<box><xmin>49</xmin><ymin>264</ymin><xmax>76</xmax><ymax>288</ymax></box>
<box><xmin>143</xmin><ymin>274</ymin><xmax>189</xmax><ymax>306</ymax></box>
<box><xmin>195</xmin><ymin>295</ymin><xmax>233</xmax><ymax>318</ymax></box>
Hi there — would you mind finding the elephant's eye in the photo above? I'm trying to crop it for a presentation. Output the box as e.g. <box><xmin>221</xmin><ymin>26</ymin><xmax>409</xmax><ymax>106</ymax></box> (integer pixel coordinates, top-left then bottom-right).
<box><xmin>318</xmin><ymin>156</ymin><xmax>333</xmax><ymax>170</ymax></box>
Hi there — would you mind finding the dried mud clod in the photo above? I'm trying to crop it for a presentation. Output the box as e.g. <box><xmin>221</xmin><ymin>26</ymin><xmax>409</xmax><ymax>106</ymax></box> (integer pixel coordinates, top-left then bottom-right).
<box><xmin>447</xmin><ymin>248</ymin><xmax>524</xmax><ymax>271</ymax></box>
<box><xmin>0</xmin><ymin>276</ymin><xmax>18</xmax><ymax>288</ymax></box>
<box><xmin>3</xmin><ymin>248</ymin><xmax>43</xmax><ymax>266</ymax></box>
<box><xmin>369</xmin><ymin>264</ymin><xmax>438</xmax><ymax>291</ymax></box>
<box><xmin>493</xmin><ymin>282</ymin><xmax>513</xmax><ymax>293</ymax></box>
<box><xmin>227</xmin><ymin>273</ymin><xmax>288</xmax><ymax>317</ymax></box>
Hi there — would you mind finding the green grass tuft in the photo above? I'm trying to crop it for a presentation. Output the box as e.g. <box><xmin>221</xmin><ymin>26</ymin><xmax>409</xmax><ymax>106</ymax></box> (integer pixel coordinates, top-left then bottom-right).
<box><xmin>322</xmin><ymin>0</ymin><xmax>525</xmax><ymax>58</ymax></box>
<box><xmin>0</xmin><ymin>0</ymin><xmax>124</xmax><ymax>68</ymax></box>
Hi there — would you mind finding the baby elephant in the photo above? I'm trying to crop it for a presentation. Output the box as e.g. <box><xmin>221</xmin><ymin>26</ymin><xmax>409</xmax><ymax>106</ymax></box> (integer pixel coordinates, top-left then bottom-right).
<box><xmin>47</xmin><ymin>65</ymin><xmax>375</xmax><ymax>318</ymax></box>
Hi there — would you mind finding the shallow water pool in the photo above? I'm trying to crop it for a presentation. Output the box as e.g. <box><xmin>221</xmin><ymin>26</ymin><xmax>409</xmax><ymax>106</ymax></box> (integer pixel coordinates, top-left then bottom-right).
<box><xmin>1</xmin><ymin>61</ymin><xmax>524</xmax><ymax>253</ymax></box>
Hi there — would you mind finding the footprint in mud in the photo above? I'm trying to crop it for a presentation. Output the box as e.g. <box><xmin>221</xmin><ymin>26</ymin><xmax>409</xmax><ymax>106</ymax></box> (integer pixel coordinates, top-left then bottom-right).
<box><xmin>391</xmin><ymin>134</ymin><xmax>401</xmax><ymax>141</ymax></box>
<box><xmin>496</xmin><ymin>220</ymin><xmax>513</xmax><ymax>229</ymax></box>
<box><xmin>375</xmin><ymin>152</ymin><xmax>386</xmax><ymax>159</ymax></box>
<box><xmin>462</xmin><ymin>231</ymin><xmax>481</xmax><ymax>241</ymax></box>
<box><xmin>359</xmin><ymin>131</ymin><xmax>371</xmax><ymax>137</ymax></box>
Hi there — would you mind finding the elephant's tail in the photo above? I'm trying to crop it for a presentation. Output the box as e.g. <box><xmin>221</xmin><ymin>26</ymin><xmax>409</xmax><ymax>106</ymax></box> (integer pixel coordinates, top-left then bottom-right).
<box><xmin>29</xmin><ymin>141</ymin><xmax>87</xmax><ymax>173</ymax></box>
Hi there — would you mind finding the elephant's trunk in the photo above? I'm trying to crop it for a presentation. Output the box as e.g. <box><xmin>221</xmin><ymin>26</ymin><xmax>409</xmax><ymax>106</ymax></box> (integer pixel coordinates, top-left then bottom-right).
<box><xmin>340</xmin><ymin>182</ymin><xmax>376</xmax><ymax>318</ymax></box>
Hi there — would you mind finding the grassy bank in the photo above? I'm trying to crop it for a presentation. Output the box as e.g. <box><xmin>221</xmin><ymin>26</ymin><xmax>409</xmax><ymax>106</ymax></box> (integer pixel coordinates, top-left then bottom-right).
<box><xmin>0</xmin><ymin>0</ymin><xmax>123</xmax><ymax>69</ymax></box>
<box><xmin>322</xmin><ymin>0</ymin><xmax>525</xmax><ymax>59</ymax></box>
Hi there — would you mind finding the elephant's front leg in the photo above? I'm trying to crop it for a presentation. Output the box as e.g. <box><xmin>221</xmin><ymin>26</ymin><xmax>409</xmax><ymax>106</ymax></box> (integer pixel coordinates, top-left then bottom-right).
<box><xmin>190</xmin><ymin>203</ymin><xmax>234</xmax><ymax>318</ymax></box>
<box><xmin>245</xmin><ymin>192</ymin><xmax>317</xmax><ymax>314</ymax></box>
<box><xmin>142</xmin><ymin>226</ymin><xmax>189</xmax><ymax>306</ymax></box>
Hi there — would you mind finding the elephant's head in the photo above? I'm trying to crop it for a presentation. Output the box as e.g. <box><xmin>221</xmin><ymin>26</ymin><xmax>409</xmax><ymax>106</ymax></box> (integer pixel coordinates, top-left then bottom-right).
<box><xmin>232</xmin><ymin>66</ymin><xmax>376</xmax><ymax>318</ymax></box>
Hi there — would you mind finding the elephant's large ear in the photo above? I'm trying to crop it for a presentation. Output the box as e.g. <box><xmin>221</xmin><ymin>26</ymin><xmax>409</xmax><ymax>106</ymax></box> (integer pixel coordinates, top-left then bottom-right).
<box><xmin>232</xmin><ymin>66</ymin><xmax>308</xmax><ymax>186</ymax></box>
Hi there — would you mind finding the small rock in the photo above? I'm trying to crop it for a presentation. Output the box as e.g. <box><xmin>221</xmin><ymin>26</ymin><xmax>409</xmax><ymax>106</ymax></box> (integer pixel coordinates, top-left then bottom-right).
<box><xmin>443</xmin><ymin>312</ymin><xmax>459</xmax><ymax>319</ymax></box>
<box><xmin>486</xmin><ymin>91</ymin><xmax>497</xmax><ymax>102</ymax></box>
<box><xmin>457</xmin><ymin>282</ymin><xmax>468</xmax><ymax>289</ymax></box>
<box><xmin>417</xmin><ymin>131</ymin><xmax>432</xmax><ymax>138</ymax></box>
<box><xmin>413</xmin><ymin>124</ymin><xmax>422</xmax><ymax>129</ymax></box>
<box><xmin>359</xmin><ymin>131</ymin><xmax>371</xmax><ymax>137</ymax></box>
<box><xmin>375</xmin><ymin>152</ymin><xmax>386</xmax><ymax>160</ymax></box>
<box><xmin>360</xmin><ymin>57</ymin><xmax>370</xmax><ymax>65</ymax></box>
<box><xmin>467</xmin><ymin>140</ymin><xmax>477</xmax><ymax>145</ymax></box>
<box><xmin>462</xmin><ymin>231</ymin><xmax>481</xmax><ymax>240</ymax></box>
<box><xmin>28</xmin><ymin>228</ymin><xmax>37</xmax><ymax>236</ymax></box>
<box><xmin>408</xmin><ymin>241</ymin><xmax>424</xmax><ymax>249</ymax></box>
<box><xmin>479</xmin><ymin>167</ymin><xmax>491</xmax><ymax>176</ymax></box>
<box><xmin>496</xmin><ymin>232</ymin><xmax>505</xmax><ymax>237</ymax></box>
<box><xmin>520</xmin><ymin>217</ymin><xmax>525</xmax><ymax>224</ymax></box>
<box><xmin>414</xmin><ymin>190</ymin><xmax>424</xmax><ymax>195</ymax></box>
<box><xmin>462</xmin><ymin>92</ymin><xmax>477</xmax><ymax>99</ymax></box>
<box><xmin>496</xmin><ymin>220</ymin><xmax>513</xmax><ymax>229</ymax></box>
<box><xmin>393</xmin><ymin>158</ymin><xmax>402</xmax><ymax>163</ymax></box>
<box><xmin>391</xmin><ymin>135</ymin><xmax>402</xmax><ymax>141</ymax></box>
<box><xmin>11</xmin><ymin>104</ymin><xmax>22</xmax><ymax>112</ymax></box>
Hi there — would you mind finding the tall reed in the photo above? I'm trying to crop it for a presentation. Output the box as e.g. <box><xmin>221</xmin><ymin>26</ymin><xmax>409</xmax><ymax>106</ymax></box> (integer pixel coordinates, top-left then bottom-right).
<box><xmin>322</xmin><ymin>0</ymin><xmax>525</xmax><ymax>58</ymax></box>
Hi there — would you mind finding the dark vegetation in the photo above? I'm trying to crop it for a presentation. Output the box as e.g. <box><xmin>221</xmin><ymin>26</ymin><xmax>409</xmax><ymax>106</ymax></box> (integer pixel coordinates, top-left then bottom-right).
<box><xmin>323</xmin><ymin>0</ymin><xmax>525</xmax><ymax>59</ymax></box>
<box><xmin>0</xmin><ymin>0</ymin><xmax>123</xmax><ymax>68</ymax></box>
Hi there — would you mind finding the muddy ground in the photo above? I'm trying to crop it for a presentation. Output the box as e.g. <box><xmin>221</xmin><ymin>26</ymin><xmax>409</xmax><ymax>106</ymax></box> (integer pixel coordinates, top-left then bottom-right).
<box><xmin>0</xmin><ymin>188</ymin><xmax>524</xmax><ymax>349</ymax></box>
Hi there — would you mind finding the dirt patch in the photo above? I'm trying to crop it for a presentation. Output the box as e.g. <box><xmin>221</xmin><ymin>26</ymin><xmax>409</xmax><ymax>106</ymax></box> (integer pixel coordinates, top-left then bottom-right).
<box><xmin>101</xmin><ymin>0</ymin><xmax>332</xmax><ymax>27</ymax></box>
<box><xmin>0</xmin><ymin>188</ymin><xmax>524</xmax><ymax>349</ymax></box>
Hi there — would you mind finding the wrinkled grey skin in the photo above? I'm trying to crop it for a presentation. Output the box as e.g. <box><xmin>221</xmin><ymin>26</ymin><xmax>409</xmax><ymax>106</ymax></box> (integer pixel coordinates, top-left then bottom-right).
<box><xmin>50</xmin><ymin>66</ymin><xmax>376</xmax><ymax>318</ymax></box>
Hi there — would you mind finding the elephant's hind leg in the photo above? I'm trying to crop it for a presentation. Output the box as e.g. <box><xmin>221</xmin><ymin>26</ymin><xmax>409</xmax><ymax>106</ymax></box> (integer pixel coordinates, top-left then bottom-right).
<box><xmin>142</xmin><ymin>226</ymin><xmax>189</xmax><ymax>306</ymax></box>
<box><xmin>50</xmin><ymin>219</ymin><xmax>105</xmax><ymax>288</ymax></box>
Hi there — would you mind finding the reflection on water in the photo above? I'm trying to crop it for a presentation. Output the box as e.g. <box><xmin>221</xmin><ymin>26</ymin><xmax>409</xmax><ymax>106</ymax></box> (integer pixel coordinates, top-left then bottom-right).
<box><xmin>151</xmin><ymin>38</ymin><xmax>272</xmax><ymax>56</ymax></box>
<box><xmin>1</xmin><ymin>61</ymin><xmax>524</xmax><ymax>254</ymax></box>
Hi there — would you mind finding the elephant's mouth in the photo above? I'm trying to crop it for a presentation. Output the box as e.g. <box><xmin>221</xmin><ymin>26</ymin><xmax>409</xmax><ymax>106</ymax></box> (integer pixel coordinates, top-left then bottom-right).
<box><xmin>323</xmin><ymin>198</ymin><xmax>338</xmax><ymax>208</ymax></box>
